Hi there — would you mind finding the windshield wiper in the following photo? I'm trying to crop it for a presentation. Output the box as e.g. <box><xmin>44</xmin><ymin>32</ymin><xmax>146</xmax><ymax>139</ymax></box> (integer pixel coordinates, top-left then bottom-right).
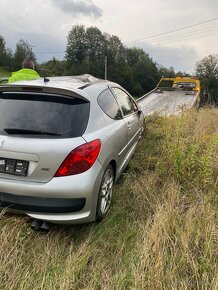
<box><xmin>3</xmin><ymin>128</ymin><xmax>61</xmax><ymax>136</ymax></box>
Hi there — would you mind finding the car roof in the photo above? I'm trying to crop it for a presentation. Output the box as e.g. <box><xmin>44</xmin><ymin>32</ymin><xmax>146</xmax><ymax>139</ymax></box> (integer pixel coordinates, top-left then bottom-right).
<box><xmin>17</xmin><ymin>75</ymin><xmax>103</xmax><ymax>89</ymax></box>
<box><xmin>1</xmin><ymin>75</ymin><xmax>120</xmax><ymax>101</ymax></box>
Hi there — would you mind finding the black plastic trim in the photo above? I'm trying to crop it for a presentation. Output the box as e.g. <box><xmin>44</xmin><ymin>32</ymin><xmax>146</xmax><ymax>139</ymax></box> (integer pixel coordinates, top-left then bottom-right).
<box><xmin>0</xmin><ymin>192</ymin><xmax>86</xmax><ymax>213</ymax></box>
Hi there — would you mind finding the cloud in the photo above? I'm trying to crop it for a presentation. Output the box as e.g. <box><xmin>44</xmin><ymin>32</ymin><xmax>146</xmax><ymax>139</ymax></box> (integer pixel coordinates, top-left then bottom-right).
<box><xmin>3</xmin><ymin>31</ymin><xmax>66</xmax><ymax>64</ymax></box>
<box><xmin>52</xmin><ymin>0</ymin><xmax>102</xmax><ymax>18</ymax></box>
<box><xmin>130</xmin><ymin>42</ymin><xmax>199</xmax><ymax>73</ymax></box>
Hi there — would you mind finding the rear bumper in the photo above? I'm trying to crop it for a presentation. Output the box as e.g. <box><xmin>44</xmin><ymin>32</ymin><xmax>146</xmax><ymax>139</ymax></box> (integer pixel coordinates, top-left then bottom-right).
<box><xmin>0</xmin><ymin>160</ymin><xmax>104</xmax><ymax>224</ymax></box>
<box><xmin>0</xmin><ymin>191</ymin><xmax>85</xmax><ymax>213</ymax></box>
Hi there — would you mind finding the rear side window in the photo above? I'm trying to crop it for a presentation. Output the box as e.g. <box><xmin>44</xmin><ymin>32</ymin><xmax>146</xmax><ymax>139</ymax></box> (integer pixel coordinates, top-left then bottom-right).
<box><xmin>98</xmin><ymin>89</ymin><xmax>122</xmax><ymax>120</ymax></box>
<box><xmin>0</xmin><ymin>92</ymin><xmax>90</xmax><ymax>138</ymax></box>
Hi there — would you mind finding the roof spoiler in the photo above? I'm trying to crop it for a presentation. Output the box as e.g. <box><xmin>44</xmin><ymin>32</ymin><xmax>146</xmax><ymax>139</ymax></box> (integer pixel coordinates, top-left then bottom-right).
<box><xmin>0</xmin><ymin>84</ymin><xmax>89</xmax><ymax>101</ymax></box>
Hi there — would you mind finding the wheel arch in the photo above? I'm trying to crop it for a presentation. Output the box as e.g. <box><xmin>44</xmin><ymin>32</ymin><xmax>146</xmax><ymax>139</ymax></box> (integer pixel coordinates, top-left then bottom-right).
<box><xmin>109</xmin><ymin>159</ymin><xmax>116</xmax><ymax>180</ymax></box>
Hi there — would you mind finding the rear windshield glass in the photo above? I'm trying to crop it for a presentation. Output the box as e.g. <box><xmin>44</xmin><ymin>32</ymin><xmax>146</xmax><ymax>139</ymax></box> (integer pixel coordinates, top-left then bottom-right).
<box><xmin>0</xmin><ymin>92</ymin><xmax>90</xmax><ymax>138</ymax></box>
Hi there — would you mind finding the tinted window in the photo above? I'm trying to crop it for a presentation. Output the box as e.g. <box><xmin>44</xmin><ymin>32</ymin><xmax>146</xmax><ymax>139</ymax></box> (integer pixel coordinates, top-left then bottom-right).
<box><xmin>98</xmin><ymin>89</ymin><xmax>122</xmax><ymax>120</ymax></box>
<box><xmin>112</xmin><ymin>88</ymin><xmax>137</xmax><ymax>116</ymax></box>
<box><xmin>0</xmin><ymin>93</ymin><xmax>90</xmax><ymax>138</ymax></box>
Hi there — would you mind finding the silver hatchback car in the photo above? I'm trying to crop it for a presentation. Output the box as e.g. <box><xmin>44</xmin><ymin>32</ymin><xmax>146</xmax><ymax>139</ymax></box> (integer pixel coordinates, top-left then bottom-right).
<box><xmin>0</xmin><ymin>75</ymin><xmax>144</xmax><ymax>224</ymax></box>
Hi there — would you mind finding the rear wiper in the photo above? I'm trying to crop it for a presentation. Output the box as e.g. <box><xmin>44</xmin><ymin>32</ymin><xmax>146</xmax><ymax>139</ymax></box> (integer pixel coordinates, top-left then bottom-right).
<box><xmin>4</xmin><ymin>128</ymin><xmax>61</xmax><ymax>136</ymax></box>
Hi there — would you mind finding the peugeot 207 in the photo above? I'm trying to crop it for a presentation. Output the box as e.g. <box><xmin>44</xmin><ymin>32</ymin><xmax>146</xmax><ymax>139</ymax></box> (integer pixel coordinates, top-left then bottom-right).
<box><xmin>0</xmin><ymin>75</ymin><xmax>144</xmax><ymax>225</ymax></box>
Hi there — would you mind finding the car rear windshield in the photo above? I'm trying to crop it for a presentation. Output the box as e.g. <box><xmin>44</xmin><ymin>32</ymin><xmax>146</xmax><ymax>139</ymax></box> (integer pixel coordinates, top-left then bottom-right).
<box><xmin>0</xmin><ymin>92</ymin><xmax>90</xmax><ymax>138</ymax></box>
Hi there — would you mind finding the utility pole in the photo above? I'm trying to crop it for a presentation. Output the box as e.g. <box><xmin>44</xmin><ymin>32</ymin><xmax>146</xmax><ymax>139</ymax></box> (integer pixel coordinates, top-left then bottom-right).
<box><xmin>104</xmin><ymin>56</ymin><xmax>107</xmax><ymax>80</ymax></box>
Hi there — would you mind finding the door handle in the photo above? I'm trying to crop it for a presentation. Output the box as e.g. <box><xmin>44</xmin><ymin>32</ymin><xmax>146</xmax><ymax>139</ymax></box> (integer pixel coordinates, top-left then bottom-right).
<box><xmin>127</xmin><ymin>123</ymin><xmax>132</xmax><ymax>129</ymax></box>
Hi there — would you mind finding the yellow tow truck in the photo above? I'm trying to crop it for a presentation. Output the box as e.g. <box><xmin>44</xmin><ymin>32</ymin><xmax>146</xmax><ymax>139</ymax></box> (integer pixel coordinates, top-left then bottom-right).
<box><xmin>138</xmin><ymin>76</ymin><xmax>201</xmax><ymax>115</ymax></box>
<box><xmin>157</xmin><ymin>76</ymin><xmax>200</xmax><ymax>93</ymax></box>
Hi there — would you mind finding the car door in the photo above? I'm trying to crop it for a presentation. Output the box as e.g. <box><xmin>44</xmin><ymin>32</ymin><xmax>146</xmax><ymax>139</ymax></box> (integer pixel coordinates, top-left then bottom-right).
<box><xmin>111</xmin><ymin>87</ymin><xmax>141</xmax><ymax>153</ymax></box>
<box><xmin>96</xmin><ymin>88</ymin><xmax>129</xmax><ymax>176</ymax></box>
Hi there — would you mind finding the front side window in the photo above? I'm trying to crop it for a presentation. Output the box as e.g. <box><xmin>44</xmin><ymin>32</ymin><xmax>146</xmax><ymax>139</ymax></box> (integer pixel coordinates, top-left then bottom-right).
<box><xmin>112</xmin><ymin>88</ymin><xmax>137</xmax><ymax>116</ymax></box>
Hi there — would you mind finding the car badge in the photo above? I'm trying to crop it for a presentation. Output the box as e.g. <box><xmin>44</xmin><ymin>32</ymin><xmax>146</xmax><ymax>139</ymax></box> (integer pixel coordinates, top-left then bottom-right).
<box><xmin>0</xmin><ymin>140</ymin><xmax>5</xmax><ymax>148</ymax></box>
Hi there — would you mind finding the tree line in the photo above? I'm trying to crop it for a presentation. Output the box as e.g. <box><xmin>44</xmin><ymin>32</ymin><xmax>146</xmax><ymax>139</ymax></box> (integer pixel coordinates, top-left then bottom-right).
<box><xmin>0</xmin><ymin>36</ymin><xmax>36</xmax><ymax>72</ymax></box>
<box><xmin>42</xmin><ymin>25</ymin><xmax>183</xmax><ymax>96</ymax></box>
<box><xmin>0</xmin><ymin>25</ymin><xmax>217</xmax><ymax>103</ymax></box>
<box><xmin>195</xmin><ymin>55</ymin><xmax>218</xmax><ymax>105</ymax></box>
<box><xmin>0</xmin><ymin>26</ymin><xmax>183</xmax><ymax>96</ymax></box>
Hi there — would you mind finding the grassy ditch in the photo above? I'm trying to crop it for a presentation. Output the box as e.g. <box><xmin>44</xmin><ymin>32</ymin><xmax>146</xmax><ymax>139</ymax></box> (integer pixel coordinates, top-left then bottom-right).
<box><xmin>0</xmin><ymin>109</ymin><xmax>217</xmax><ymax>289</ymax></box>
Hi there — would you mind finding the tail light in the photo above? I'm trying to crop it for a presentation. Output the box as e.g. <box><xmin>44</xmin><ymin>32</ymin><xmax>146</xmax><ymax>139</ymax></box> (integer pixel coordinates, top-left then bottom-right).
<box><xmin>54</xmin><ymin>139</ymin><xmax>101</xmax><ymax>177</ymax></box>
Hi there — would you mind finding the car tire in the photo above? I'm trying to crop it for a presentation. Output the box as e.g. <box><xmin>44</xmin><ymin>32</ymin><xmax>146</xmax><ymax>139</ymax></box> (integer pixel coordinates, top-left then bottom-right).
<box><xmin>96</xmin><ymin>164</ymin><xmax>114</xmax><ymax>221</ymax></box>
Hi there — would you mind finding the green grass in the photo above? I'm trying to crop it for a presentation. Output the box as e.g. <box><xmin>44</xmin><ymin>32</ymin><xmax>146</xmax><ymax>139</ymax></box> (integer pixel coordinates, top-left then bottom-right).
<box><xmin>0</xmin><ymin>108</ymin><xmax>217</xmax><ymax>289</ymax></box>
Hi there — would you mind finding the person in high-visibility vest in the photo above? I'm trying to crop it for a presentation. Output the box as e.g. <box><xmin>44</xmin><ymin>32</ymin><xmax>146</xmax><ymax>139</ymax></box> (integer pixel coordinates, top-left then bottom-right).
<box><xmin>8</xmin><ymin>59</ymin><xmax>40</xmax><ymax>83</ymax></box>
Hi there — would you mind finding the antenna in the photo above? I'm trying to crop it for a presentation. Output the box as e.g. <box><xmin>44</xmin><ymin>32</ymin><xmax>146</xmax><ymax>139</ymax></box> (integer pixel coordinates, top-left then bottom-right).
<box><xmin>43</xmin><ymin>76</ymin><xmax>50</xmax><ymax>84</ymax></box>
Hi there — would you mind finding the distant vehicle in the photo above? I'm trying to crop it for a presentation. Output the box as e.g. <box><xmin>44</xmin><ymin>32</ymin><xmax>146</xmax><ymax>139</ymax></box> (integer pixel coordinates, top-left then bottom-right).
<box><xmin>0</xmin><ymin>75</ymin><xmax>144</xmax><ymax>226</ymax></box>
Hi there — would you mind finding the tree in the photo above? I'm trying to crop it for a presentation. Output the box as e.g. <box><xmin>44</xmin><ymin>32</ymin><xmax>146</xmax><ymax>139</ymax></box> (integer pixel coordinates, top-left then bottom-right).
<box><xmin>66</xmin><ymin>25</ymin><xmax>87</xmax><ymax>68</ymax></box>
<box><xmin>105</xmin><ymin>34</ymin><xmax>126</xmax><ymax>65</ymax></box>
<box><xmin>157</xmin><ymin>65</ymin><xmax>176</xmax><ymax>78</ymax></box>
<box><xmin>102</xmin><ymin>34</ymin><xmax>127</xmax><ymax>85</ymax></box>
<box><xmin>195</xmin><ymin>55</ymin><xmax>218</xmax><ymax>105</ymax></box>
<box><xmin>66</xmin><ymin>25</ymin><xmax>107</xmax><ymax>77</ymax></box>
<box><xmin>176</xmin><ymin>71</ymin><xmax>190</xmax><ymax>77</ymax></box>
<box><xmin>85</xmin><ymin>27</ymin><xmax>107</xmax><ymax>76</ymax></box>
<box><xmin>39</xmin><ymin>57</ymin><xmax>67</xmax><ymax>76</ymax></box>
<box><xmin>86</xmin><ymin>27</ymin><xmax>106</xmax><ymax>63</ymax></box>
<box><xmin>13</xmin><ymin>39</ymin><xmax>36</xmax><ymax>71</ymax></box>
<box><xmin>0</xmin><ymin>35</ymin><xmax>13</xmax><ymax>69</ymax></box>
<box><xmin>0</xmin><ymin>35</ymin><xmax>7</xmax><ymax>66</ymax></box>
<box><xmin>126</xmin><ymin>48</ymin><xmax>159</xmax><ymax>95</ymax></box>
<box><xmin>64</xmin><ymin>25</ymin><xmax>164</xmax><ymax>96</ymax></box>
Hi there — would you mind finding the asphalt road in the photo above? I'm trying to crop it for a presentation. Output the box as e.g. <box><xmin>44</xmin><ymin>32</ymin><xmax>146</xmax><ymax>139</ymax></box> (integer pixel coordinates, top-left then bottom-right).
<box><xmin>137</xmin><ymin>89</ymin><xmax>198</xmax><ymax>116</ymax></box>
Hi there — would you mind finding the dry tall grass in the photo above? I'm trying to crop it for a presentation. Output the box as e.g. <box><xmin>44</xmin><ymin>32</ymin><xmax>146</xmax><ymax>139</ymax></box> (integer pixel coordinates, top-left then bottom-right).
<box><xmin>0</xmin><ymin>109</ymin><xmax>217</xmax><ymax>289</ymax></box>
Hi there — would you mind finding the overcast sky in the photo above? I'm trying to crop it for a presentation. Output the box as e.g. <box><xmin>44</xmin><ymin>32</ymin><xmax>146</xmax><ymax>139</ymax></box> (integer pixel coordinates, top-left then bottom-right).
<box><xmin>1</xmin><ymin>0</ymin><xmax>218</xmax><ymax>73</ymax></box>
